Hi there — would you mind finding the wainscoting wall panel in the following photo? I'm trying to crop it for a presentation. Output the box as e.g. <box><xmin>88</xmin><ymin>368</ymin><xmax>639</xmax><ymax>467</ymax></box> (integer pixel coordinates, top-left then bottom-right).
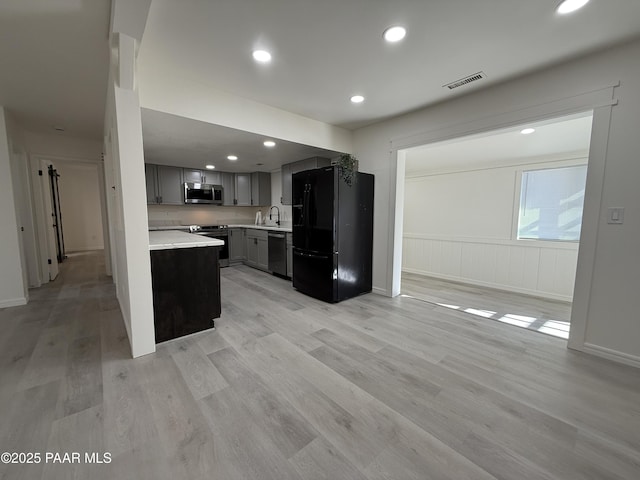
<box><xmin>402</xmin><ymin>234</ymin><xmax>578</xmax><ymax>301</ymax></box>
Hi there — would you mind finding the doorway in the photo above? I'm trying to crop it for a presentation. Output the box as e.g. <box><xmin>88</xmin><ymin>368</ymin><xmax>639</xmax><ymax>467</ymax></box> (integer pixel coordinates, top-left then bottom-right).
<box><xmin>398</xmin><ymin>112</ymin><xmax>593</xmax><ymax>339</ymax></box>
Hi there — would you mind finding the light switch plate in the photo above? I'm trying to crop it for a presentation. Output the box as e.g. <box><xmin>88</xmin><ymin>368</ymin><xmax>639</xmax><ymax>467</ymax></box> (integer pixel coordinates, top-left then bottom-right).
<box><xmin>607</xmin><ymin>207</ymin><xmax>624</xmax><ymax>224</ymax></box>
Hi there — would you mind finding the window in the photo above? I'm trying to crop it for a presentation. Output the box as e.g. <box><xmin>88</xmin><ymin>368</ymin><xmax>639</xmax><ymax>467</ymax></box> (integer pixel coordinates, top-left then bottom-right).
<box><xmin>517</xmin><ymin>165</ymin><xmax>587</xmax><ymax>241</ymax></box>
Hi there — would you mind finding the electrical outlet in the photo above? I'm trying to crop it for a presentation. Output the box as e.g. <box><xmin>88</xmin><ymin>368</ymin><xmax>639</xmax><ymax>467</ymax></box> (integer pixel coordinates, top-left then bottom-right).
<box><xmin>607</xmin><ymin>207</ymin><xmax>624</xmax><ymax>224</ymax></box>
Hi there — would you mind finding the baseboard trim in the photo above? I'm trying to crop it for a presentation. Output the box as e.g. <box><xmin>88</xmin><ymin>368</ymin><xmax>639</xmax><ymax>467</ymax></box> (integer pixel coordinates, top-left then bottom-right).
<box><xmin>0</xmin><ymin>297</ymin><xmax>27</xmax><ymax>308</ymax></box>
<box><xmin>402</xmin><ymin>268</ymin><xmax>573</xmax><ymax>303</ymax></box>
<box><xmin>372</xmin><ymin>286</ymin><xmax>390</xmax><ymax>297</ymax></box>
<box><xmin>582</xmin><ymin>343</ymin><xmax>640</xmax><ymax>369</ymax></box>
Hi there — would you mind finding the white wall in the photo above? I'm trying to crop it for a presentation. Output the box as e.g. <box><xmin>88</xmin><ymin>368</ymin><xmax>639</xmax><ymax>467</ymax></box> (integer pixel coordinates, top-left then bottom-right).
<box><xmin>0</xmin><ymin>107</ymin><xmax>28</xmax><ymax>307</ymax></box>
<box><xmin>137</xmin><ymin>71</ymin><xmax>353</xmax><ymax>156</ymax></box>
<box><xmin>103</xmin><ymin>4</ymin><xmax>156</xmax><ymax>357</ymax></box>
<box><xmin>403</xmin><ymin>157</ymin><xmax>585</xmax><ymax>301</ymax></box>
<box><xmin>25</xmin><ymin>131</ymin><xmax>102</xmax><ymax>160</ymax></box>
<box><xmin>55</xmin><ymin>162</ymin><xmax>105</xmax><ymax>252</ymax></box>
<box><xmin>354</xmin><ymin>38</ymin><xmax>640</xmax><ymax>366</ymax></box>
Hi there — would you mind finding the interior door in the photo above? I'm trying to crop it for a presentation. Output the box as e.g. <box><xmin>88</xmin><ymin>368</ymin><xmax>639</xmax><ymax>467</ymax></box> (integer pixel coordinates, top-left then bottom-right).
<box><xmin>49</xmin><ymin>166</ymin><xmax>66</xmax><ymax>263</ymax></box>
<box><xmin>40</xmin><ymin>160</ymin><xmax>59</xmax><ymax>280</ymax></box>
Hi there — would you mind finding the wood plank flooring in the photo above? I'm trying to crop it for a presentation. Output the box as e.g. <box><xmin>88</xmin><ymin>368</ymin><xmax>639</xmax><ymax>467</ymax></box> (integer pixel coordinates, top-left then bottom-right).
<box><xmin>402</xmin><ymin>272</ymin><xmax>573</xmax><ymax>339</ymax></box>
<box><xmin>1</xmin><ymin>252</ymin><xmax>639</xmax><ymax>479</ymax></box>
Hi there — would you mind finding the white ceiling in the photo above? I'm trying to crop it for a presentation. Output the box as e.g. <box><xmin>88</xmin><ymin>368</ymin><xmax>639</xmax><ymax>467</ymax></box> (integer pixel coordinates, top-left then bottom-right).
<box><xmin>405</xmin><ymin>113</ymin><xmax>593</xmax><ymax>175</ymax></box>
<box><xmin>139</xmin><ymin>0</ymin><xmax>640</xmax><ymax>130</ymax></box>
<box><xmin>142</xmin><ymin>109</ymin><xmax>341</xmax><ymax>172</ymax></box>
<box><xmin>1</xmin><ymin>1</ymin><xmax>640</xmax><ymax>144</ymax></box>
<box><xmin>0</xmin><ymin>0</ymin><xmax>110</xmax><ymax>138</ymax></box>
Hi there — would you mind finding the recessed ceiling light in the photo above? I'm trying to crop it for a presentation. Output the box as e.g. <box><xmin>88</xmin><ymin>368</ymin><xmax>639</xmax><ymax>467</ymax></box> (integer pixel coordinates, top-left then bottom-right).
<box><xmin>521</xmin><ymin>128</ymin><xmax>536</xmax><ymax>135</ymax></box>
<box><xmin>263</xmin><ymin>140</ymin><xmax>276</xmax><ymax>147</ymax></box>
<box><xmin>383</xmin><ymin>26</ymin><xmax>407</xmax><ymax>43</ymax></box>
<box><xmin>557</xmin><ymin>0</ymin><xmax>589</xmax><ymax>14</ymax></box>
<box><xmin>227</xmin><ymin>155</ymin><xmax>238</xmax><ymax>161</ymax></box>
<box><xmin>350</xmin><ymin>95</ymin><xmax>365</xmax><ymax>104</ymax></box>
<box><xmin>205</xmin><ymin>164</ymin><xmax>215</xmax><ymax>169</ymax></box>
<box><xmin>252</xmin><ymin>50</ymin><xmax>272</xmax><ymax>63</ymax></box>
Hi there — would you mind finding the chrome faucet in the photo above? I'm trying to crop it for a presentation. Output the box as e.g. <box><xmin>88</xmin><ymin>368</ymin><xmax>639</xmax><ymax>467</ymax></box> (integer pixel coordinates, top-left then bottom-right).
<box><xmin>269</xmin><ymin>206</ymin><xmax>280</xmax><ymax>226</ymax></box>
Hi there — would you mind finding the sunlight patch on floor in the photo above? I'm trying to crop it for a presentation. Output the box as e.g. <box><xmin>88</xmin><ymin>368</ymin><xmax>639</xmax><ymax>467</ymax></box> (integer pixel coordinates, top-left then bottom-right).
<box><xmin>432</xmin><ymin>302</ymin><xmax>569</xmax><ymax>339</ymax></box>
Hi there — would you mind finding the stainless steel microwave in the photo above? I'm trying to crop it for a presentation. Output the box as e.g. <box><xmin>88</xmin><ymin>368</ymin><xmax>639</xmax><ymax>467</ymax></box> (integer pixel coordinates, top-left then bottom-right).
<box><xmin>184</xmin><ymin>182</ymin><xmax>223</xmax><ymax>204</ymax></box>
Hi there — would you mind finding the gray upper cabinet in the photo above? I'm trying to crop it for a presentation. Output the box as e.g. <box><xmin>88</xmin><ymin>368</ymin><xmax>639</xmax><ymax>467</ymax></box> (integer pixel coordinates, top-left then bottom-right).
<box><xmin>280</xmin><ymin>157</ymin><xmax>331</xmax><ymax>205</ymax></box>
<box><xmin>146</xmin><ymin>164</ymin><xmax>183</xmax><ymax>205</ymax></box>
<box><xmin>184</xmin><ymin>169</ymin><xmax>222</xmax><ymax>185</ymax></box>
<box><xmin>145</xmin><ymin>164</ymin><xmax>158</xmax><ymax>204</ymax></box>
<box><xmin>183</xmin><ymin>169</ymin><xmax>204</xmax><ymax>183</ymax></box>
<box><xmin>204</xmin><ymin>171</ymin><xmax>222</xmax><ymax>185</ymax></box>
<box><xmin>280</xmin><ymin>163</ymin><xmax>292</xmax><ymax>205</ymax></box>
<box><xmin>156</xmin><ymin>166</ymin><xmax>184</xmax><ymax>205</ymax></box>
<box><xmin>235</xmin><ymin>173</ymin><xmax>252</xmax><ymax>206</ymax></box>
<box><xmin>221</xmin><ymin>172</ymin><xmax>235</xmax><ymax>206</ymax></box>
<box><xmin>251</xmin><ymin>172</ymin><xmax>271</xmax><ymax>206</ymax></box>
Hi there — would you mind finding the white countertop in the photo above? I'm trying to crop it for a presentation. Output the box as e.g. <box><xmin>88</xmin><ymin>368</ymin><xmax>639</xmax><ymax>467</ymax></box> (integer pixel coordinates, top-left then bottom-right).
<box><xmin>149</xmin><ymin>230</ymin><xmax>225</xmax><ymax>250</ymax></box>
<box><xmin>228</xmin><ymin>224</ymin><xmax>292</xmax><ymax>233</ymax></box>
<box><xmin>148</xmin><ymin>225</ymin><xmax>192</xmax><ymax>231</ymax></box>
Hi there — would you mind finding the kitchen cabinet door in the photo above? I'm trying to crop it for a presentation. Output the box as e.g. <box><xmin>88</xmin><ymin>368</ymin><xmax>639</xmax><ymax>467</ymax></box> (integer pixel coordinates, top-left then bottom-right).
<box><xmin>150</xmin><ymin>246</ymin><xmax>221</xmax><ymax>343</ymax></box>
<box><xmin>221</xmin><ymin>172</ymin><xmax>235</xmax><ymax>206</ymax></box>
<box><xmin>257</xmin><ymin>236</ymin><xmax>268</xmax><ymax>271</ymax></box>
<box><xmin>245</xmin><ymin>229</ymin><xmax>269</xmax><ymax>271</ymax></box>
<box><xmin>228</xmin><ymin>228</ymin><xmax>245</xmax><ymax>263</ymax></box>
<box><xmin>204</xmin><ymin>171</ymin><xmax>222</xmax><ymax>185</ymax></box>
<box><xmin>245</xmin><ymin>235</ymin><xmax>259</xmax><ymax>268</ymax></box>
<box><xmin>183</xmin><ymin>169</ymin><xmax>204</xmax><ymax>183</ymax></box>
<box><xmin>235</xmin><ymin>173</ymin><xmax>252</xmax><ymax>206</ymax></box>
<box><xmin>286</xmin><ymin>232</ymin><xmax>293</xmax><ymax>278</ymax></box>
<box><xmin>145</xmin><ymin>164</ymin><xmax>159</xmax><ymax>204</ymax></box>
<box><xmin>281</xmin><ymin>163</ymin><xmax>292</xmax><ymax>205</ymax></box>
<box><xmin>157</xmin><ymin>165</ymin><xmax>184</xmax><ymax>205</ymax></box>
<box><xmin>251</xmin><ymin>172</ymin><xmax>271</xmax><ymax>206</ymax></box>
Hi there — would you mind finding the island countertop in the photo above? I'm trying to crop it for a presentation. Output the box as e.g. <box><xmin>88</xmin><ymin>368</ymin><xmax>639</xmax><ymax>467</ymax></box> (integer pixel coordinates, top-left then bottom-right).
<box><xmin>227</xmin><ymin>224</ymin><xmax>292</xmax><ymax>233</ymax></box>
<box><xmin>149</xmin><ymin>230</ymin><xmax>225</xmax><ymax>250</ymax></box>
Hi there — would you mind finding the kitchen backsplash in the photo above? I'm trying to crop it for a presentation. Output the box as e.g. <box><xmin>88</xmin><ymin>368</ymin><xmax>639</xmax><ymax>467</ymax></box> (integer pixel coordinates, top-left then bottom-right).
<box><xmin>148</xmin><ymin>204</ymin><xmax>291</xmax><ymax>227</ymax></box>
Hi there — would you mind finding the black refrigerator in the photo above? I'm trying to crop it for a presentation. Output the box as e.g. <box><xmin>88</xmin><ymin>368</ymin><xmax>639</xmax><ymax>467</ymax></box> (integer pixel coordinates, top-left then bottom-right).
<box><xmin>292</xmin><ymin>166</ymin><xmax>374</xmax><ymax>303</ymax></box>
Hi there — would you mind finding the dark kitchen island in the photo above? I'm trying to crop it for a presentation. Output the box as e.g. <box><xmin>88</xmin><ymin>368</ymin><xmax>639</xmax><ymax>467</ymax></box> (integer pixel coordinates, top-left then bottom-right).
<box><xmin>149</xmin><ymin>230</ymin><xmax>224</xmax><ymax>343</ymax></box>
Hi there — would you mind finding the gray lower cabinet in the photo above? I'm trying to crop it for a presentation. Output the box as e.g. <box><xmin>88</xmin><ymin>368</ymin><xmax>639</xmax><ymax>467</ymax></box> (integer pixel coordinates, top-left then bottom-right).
<box><xmin>286</xmin><ymin>232</ymin><xmax>292</xmax><ymax>278</ymax></box>
<box><xmin>228</xmin><ymin>228</ymin><xmax>246</xmax><ymax>264</ymax></box>
<box><xmin>146</xmin><ymin>164</ymin><xmax>184</xmax><ymax>205</ymax></box>
<box><xmin>235</xmin><ymin>173</ymin><xmax>252</xmax><ymax>206</ymax></box>
<box><xmin>245</xmin><ymin>229</ymin><xmax>269</xmax><ymax>271</ymax></box>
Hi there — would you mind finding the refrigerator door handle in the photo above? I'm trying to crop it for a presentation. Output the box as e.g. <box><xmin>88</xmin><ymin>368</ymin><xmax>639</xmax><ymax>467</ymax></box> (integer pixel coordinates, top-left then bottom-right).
<box><xmin>294</xmin><ymin>250</ymin><xmax>329</xmax><ymax>260</ymax></box>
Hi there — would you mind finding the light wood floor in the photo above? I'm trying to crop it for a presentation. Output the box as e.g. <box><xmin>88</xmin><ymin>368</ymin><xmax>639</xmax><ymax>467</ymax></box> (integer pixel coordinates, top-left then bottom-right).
<box><xmin>402</xmin><ymin>272</ymin><xmax>573</xmax><ymax>339</ymax></box>
<box><xmin>1</xmin><ymin>252</ymin><xmax>639</xmax><ymax>480</ymax></box>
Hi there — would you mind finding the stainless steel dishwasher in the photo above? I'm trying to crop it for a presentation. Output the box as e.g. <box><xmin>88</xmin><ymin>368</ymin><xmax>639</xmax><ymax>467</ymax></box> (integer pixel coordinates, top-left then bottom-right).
<box><xmin>268</xmin><ymin>232</ymin><xmax>287</xmax><ymax>277</ymax></box>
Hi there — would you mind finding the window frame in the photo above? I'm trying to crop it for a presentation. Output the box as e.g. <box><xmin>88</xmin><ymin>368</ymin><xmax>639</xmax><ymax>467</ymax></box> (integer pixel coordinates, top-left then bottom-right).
<box><xmin>512</xmin><ymin>158</ymin><xmax>589</xmax><ymax>245</ymax></box>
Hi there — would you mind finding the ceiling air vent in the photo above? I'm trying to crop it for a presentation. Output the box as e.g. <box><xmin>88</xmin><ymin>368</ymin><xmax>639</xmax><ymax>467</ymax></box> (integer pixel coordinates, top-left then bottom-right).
<box><xmin>443</xmin><ymin>71</ymin><xmax>486</xmax><ymax>90</ymax></box>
